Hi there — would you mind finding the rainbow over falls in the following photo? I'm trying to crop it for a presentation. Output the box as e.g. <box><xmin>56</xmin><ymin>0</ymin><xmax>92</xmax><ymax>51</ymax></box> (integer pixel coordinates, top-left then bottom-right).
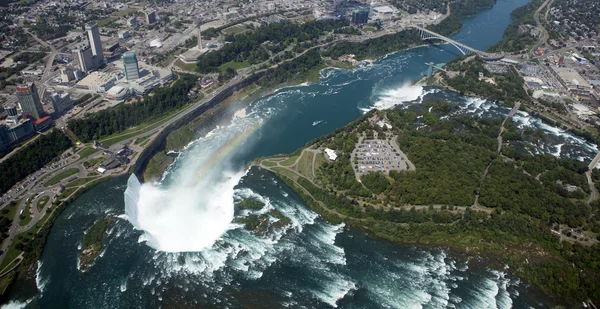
<box><xmin>124</xmin><ymin>119</ymin><xmax>262</xmax><ymax>252</ymax></box>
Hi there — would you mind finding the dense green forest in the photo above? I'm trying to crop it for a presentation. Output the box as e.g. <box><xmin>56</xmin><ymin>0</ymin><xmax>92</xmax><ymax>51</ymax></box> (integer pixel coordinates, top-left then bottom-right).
<box><xmin>323</xmin><ymin>29</ymin><xmax>421</xmax><ymax>60</ymax></box>
<box><xmin>442</xmin><ymin>56</ymin><xmax>528</xmax><ymax>104</ymax></box>
<box><xmin>487</xmin><ymin>0</ymin><xmax>542</xmax><ymax>52</ymax></box>
<box><xmin>196</xmin><ymin>19</ymin><xmax>348</xmax><ymax>73</ymax></box>
<box><xmin>257</xmin><ymin>49</ymin><xmax>324</xmax><ymax>87</ymax></box>
<box><xmin>0</xmin><ymin>130</ymin><xmax>72</xmax><ymax>194</ymax></box>
<box><xmin>271</xmin><ymin>104</ymin><xmax>600</xmax><ymax>305</ymax></box>
<box><xmin>69</xmin><ymin>74</ymin><xmax>197</xmax><ymax>142</ymax></box>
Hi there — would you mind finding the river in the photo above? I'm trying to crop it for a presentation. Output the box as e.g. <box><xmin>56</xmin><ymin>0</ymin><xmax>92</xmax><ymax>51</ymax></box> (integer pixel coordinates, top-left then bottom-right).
<box><xmin>3</xmin><ymin>0</ymin><xmax>597</xmax><ymax>308</ymax></box>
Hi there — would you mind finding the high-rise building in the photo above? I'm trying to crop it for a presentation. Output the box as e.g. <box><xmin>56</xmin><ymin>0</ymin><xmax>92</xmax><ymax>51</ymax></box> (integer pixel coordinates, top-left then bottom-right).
<box><xmin>86</xmin><ymin>23</ymin><xmax>104</xmax><ymax>62</ymax></box>
<box><xmin>0</xmin><ymin>124</ymin><xmax>10</xmax><ymax>152</ymax></box>
<box><xmin>145</xmin><ymin>11</ymin><xmax>156</xmax><ymax>25</ymax></box>
<box><xmin>16</xmin><ymin>83</ymin><xmax>44</xmax><ymax>120</ymax></box>
<box><xmin>122</xmin><ymin>52</ymin><xmax>140</xmax><ymax>80</ymax></box>
<box><xmin>77</xmin><ymin>46</ymin><xmax>94</xmax><ymax>72</ymax></box>
<box><xmin>351</xmin><ymin>9</ymin><xmax>369</xmax><ymax>25</ymax></box>
<box><xmin>50</xmin><ymin>92</ymin><xmax>73</xmax><ymax>115</ymax></box>
<box><xmin>78</xmin><ymin>23</ymin><xmax>104</xmax><ymax>73</ymax></box>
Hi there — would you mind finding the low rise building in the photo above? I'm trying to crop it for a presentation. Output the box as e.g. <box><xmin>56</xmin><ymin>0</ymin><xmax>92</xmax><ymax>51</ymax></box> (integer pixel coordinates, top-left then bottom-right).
<box><xmin>76</xmin><ymin>71</ymin><xmax>117</xmax><ymax>93</ymax></box>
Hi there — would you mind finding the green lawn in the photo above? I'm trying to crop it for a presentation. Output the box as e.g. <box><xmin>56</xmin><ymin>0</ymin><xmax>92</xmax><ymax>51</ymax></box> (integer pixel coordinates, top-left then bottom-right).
<box><xmin>174</xmin><ymin>60</ymin><xmax>198</xmax><ymax>72</ymax></box>
<box><xmin>273</xmin><ymin>167</ymin><xmax>300</xmax><ymax>182</ymax></box>
<box><xmin>262</xmin><ymin>160</ymin><xmax>277</xmax><ymax>167</ymax></box>
<box><xmin>84</xmin><ymin>157</ymin><xmax>104</xmax><ymax>169</ymax></box>
<box><xmin>280</xmin><ymin>155</ymin><xmax>300</xmax><ymax>167</ymax></box>
<box><xmin>134</xmin><ymin>136</ymin><xmax>150</xmax><ymax>146</ymax></box>
<box><xmin>45</xmin><ymin>168</ymin><xmax>80</xmax><ymax>187</ymax></box>
<box><xmin>36</xmin><ymin>196</ymin><xmax>49</xmax><ymax>212</ymax></box>
<box><xmin>66</xmin><ymin>177</ymin><xmax>99</xmax><ymax>188</ymax></box>
<box><xmin>96</xmin><ymin>17</ymin><xmax>117</xmax><ymax>27</ymax></box>
<box><xmin>18</xmin><ymin>201</ymin><xmax>32</xmax><ymax>226</ymax></box>
<box><xmin>0</xmin><ymin>200</ymin><xmax>20</xmax><ymax>222</ymax></box>
<box><xmin>219</xmin><ymin>61</ymin><xmax>251</xmax><ymax>72</ymax></box>
<box><xmin>314</xmin><ymin>152</ymin><xmax>326</xmax><ymax>170</ymax></box>
<box><xmin>78</xmin><ymin>146</ymin><xmax>98</xmax><ymax>159</ymax></box>
<box><xmin>59</xmin><ymin>187</ymin><xmax>79</xmax><ymax>200</ymax></box>
<box><xmin>222</xmin><ymin>25</ymin><xmax>248</xmax><ymax>35</ymax></box>
<box><xmin>113</xmin><ymin>8</ymin><xmax>137</xmax><ymax>17</ymax></box>
<box><xmin>0</xmin><ymin>245</ymin><xmax>20</xmax><ymax>273</ymax></box>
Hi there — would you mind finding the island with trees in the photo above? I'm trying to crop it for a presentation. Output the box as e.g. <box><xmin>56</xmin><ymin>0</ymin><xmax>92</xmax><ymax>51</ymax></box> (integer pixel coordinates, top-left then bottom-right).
<box><xmin>257</xmin><ymin>102</ymin><xmax>600</xmax><ymax>306</ymax></box>
<box><xmin>79</xmin><ymin>217</ymin><xmax>114</xmax><ymax>272</ymax></box>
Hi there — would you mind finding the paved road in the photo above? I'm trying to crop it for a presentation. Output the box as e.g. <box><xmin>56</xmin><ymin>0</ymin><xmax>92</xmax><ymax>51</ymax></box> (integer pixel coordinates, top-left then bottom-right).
<box><xmin>530</xmin><ymin>0</ymin><xmax>553</xmax><ymax>54</ymax></box>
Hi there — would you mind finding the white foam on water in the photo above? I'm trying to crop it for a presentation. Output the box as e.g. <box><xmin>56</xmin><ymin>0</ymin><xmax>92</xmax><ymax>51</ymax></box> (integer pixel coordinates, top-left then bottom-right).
<box><xmin>0</xmin><ymin>300</ymin><xmax>32</xmax><ymax>309</ymax></box>
<box><xmin>35</xmin><ymin>261</ymin><xmax>50</xmax><ymax>294</ymax></box>
<box><xmin>365</xmin><ymin>82</ymin><xmax>426</xmax><ymax>112</ymax></box>
<box><xmin>311</xmin><ymin>278</ymin><xmax>357</xmax><ymax>308</ymax></box>
<box><xmin>553</xmin><ymin>144</ymin><xmax>564</xmax><ymax>157</ymax></box>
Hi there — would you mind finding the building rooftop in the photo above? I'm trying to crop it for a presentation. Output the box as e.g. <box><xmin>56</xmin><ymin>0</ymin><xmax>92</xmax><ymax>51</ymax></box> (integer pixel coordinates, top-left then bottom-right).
<box><xmin>77</xmin><ymin>71</ymin><xmax>115</xmax><ymax>88</ymax></box>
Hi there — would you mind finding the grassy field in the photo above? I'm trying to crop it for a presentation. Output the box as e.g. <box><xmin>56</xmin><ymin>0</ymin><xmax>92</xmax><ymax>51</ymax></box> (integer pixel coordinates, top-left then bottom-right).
<box><xmin>18</xmin><ymin>201</ymin><xmax>32</xmax><ymax>226</ymax></box>
<box><xmin>36</xmin><ymin>196</ymin><xmax>49</xmax><ymax>212</ymax></box>
<box><xmin>113</xmin><ymin>8</ymin><xmax>137</xmax><ymax>17</ymax></box>
<box><xmin>174</xmin><ymin>60</ymin><xmax>198</xmax><ymax>72</ymax></box>
<box><xmin>280</xmin><ymin>155</ymin><xmax>300</xmax><ymax>167</ymax></box>
<box><xmin>66</xmin><ymin>177</ymin><xmax>99</xmax><ymax>188</ymax></box>
<box><xmin>84</xmin><ymin>157</ymin><xmax>104</xmax><ymax>168</ymax></box>
<box><xmin>134</xmin><ymin>136</ymin><xmax>150</xmax><ymax>146</ymax></box>
<box><xmin>314</xmin><ymin>152</ymin><xmax>326</xmax><ymax>170</ymax></box>
<box><xmin>0</xmin><ymin>200</ymin><xmax>20</xmax><ymax>223</ymax></box>
<box><xmin>222</xmin><ymin>25</ymin><xmax>249</xmax><ymax>35</ymax></box>
<box><xmin>262</xmin><ymin>160</ymin><xmax>277</xmax><ymax>167</ymax></box>
<box><xmin>297</xmin><ymin>151</ymin><xmax>314</xmax><ymax>179</ymax></box>
<box><xmin>219</xmin><ymin>61</ymin><xmax>251</xmax><ymax>72</ymax></box>
<box><xmin>78</xmin><ymin>146</ymin><xmax>97</xmax><ymax>159</ymax></box>
<box><xmin>45</xmin><ymin>168</ymin><xmax>80</xmax><ymax>187</ymax></box>
<box><xmin>96</xmin><ymin>17</ymin><xmax>117</xmax><ymax>27</ymax></box>
<box><xmin>273</xmin><ymin>167</ymin><xmax>300</xmax><ymax>182</ymax></box>
<box><xmin>59</xmin><ymin>187</ymin><xmax>79</xmax><ymax>200</ymax></box>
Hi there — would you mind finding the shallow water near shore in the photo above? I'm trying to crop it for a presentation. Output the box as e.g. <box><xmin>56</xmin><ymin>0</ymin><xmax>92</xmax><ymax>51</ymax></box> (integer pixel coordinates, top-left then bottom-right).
<box><xmin>4</xmin><ymin>0</ymin><xmax>592</xmax><ymax>307</ymax></box>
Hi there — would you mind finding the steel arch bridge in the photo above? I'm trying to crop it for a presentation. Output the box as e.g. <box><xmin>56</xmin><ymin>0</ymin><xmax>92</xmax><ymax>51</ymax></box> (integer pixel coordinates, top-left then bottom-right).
<box><xmin>411</xmin><ymin>25</ymin><xmax>482</xmax><ymax>55</ymax></box>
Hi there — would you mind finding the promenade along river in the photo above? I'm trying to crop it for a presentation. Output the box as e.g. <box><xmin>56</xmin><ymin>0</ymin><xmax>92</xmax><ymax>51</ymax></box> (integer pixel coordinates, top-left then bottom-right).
<box><xmin>6</xmin><ymin>0</ymin><xmax>596</xmax><ymax>308</ymax></box>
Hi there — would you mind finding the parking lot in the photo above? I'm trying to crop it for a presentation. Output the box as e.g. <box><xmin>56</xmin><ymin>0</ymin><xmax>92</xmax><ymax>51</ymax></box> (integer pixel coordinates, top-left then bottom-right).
<box><xmin>354</xmin><ymin>139</ymin><xmax>412</xmax><ymax>175</ymax></box>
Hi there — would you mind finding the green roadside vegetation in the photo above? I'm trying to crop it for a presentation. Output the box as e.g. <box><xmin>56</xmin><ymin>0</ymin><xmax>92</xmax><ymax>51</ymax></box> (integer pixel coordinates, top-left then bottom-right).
<box><xmin>265</xmin><ymin>105</ymin><xmax>600</xmax><ymax>305</ymax></box>
<box><xmin>0</xmin><ymin>130</ymin><xmax>72</xmax><ymax>195</ymax></box>
<box><xmin>134</xmin><ymin>135</ymin><xmax>151</xmax><ymax>146</ymax></box>
<box><xmin>488</xmin><ymin>0</ymin><xmax>543</xmax><ymax>52</ymax></box>
<box><xmin>77</xmin><ymin>146</ymin><xmax>97</xmax><ymax>159</ymax></box>
<box><xmin>79</xmin><ymin>217</ymin><xmax>114</xmax><ymax>272</ymax></box>
<box><xmin>219</xmin><ymin>61</ymin><xmax>251</xmax><ymax>72</ymax></box>
<box><xmin>66</xmin><ymin>177</ymin><xmax>100</xmax><ymax>188</ymax></box>
<box><xmin>0</xmin><ymin>201</ymin><xmax>20</xmax><ymax>245</ymax></box>
<box><xmin>36</xmin><ymin>196</ymin><xmax>49</xmax><ymax>212</ymax></box>
<box><xmin>58</xmin><ymin>187</ymin><xmax>79</xmax><ymax>200</ymax></box>
<box><xmin>44</xmin><ymin>168</ymin><xmax>79</xmax><ymax>187</ymax></box>
<box><xmin>18</xmin><ymin>201</ymin><xmax>32</xmax><ymax>226</ymax></box>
